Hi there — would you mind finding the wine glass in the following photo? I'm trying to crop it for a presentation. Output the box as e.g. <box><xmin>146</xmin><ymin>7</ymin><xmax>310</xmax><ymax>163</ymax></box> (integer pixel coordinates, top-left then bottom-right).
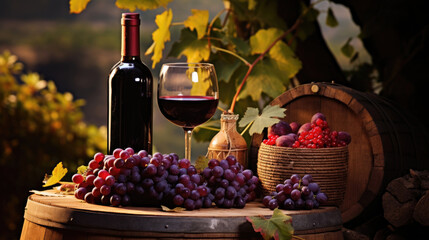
<box><xmin>158</xmin><ymin>63</ymin><xmax>219</xmax><ymax>161</ymax></box>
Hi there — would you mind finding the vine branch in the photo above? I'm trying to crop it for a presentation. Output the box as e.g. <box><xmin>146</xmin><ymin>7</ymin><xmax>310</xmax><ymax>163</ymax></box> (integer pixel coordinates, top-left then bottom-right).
<box><xmin>229</xmin><ymin>17</ymin><xmax>303</xmax><ymax>113</ymax></box>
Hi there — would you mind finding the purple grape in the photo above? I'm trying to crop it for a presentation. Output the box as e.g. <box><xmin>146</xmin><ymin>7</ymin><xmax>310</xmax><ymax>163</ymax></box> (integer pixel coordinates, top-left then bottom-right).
<box><xmin>179</xmin><ymin>174</ymin><xmax>191</xmax><ymax>185</ymax></box>
<box><xmin>144</xmin><ymin>164</ymin><xmax>157</xmax><ymax>176</ymax></box>
<box><xmin>308</xmin><ymin>182</ymin><xmax>320</xmax><ymax>193</ymax></box>
<box><xmin>262</xmin><ymin>195</ymin><xmax>272</xmax><ymax>207</ymax></box>
<box><xmin>224</xmin><ymin>169</ymin><xmax>235</xmax><ymax>182</ymax></box>
<box><xmin>219</xmin><ymin>159</ymin><xmax>229</xmax><ymax>170</ymax></box>
<box><xmin>203</xmin><ymin>197</ymin><xmax>213</xmax><ymax>208</ymax></box>
<box><xmin>223</xmin><ymin>199</ymin><xmax>234</xmax><ymax>208</ymax></box>
<box><xmin>110</xmin><ymin>194</ymin><xmax>121</xmax><ymax>206</ymax></box>
<box><xmin>301</xmin><ymin>186</ymin><xmax>310</xmax><ymax>196</ymax></box>
<box><xmin>290</xmin><ymin>174</ymin><xmax>301</xmax><ymax>184</ymax></box>
<box><xmin>226</xmin><ymin>155</ymin><xmax>237</xmax><ymax>166</ymax></box>
<box><xmin>115</xmin><ymin>183</ymin><xmax>127</xmax><ymax>195</ymax></box>
<box><xmin>212</xmin><ymin>166</ymin><xmax>224</xmax><ymax>178</ymax></box>
<box><xmin>194</xmin><ymin>199</ymin><xmax>203</xmax><ymax>209</ymax></box>
<box><xmin>208</xmin><ymin>159</ymin><xmax>219</xmax><ymax>169</ymax></box>
<box><xmin>202</xmin><ymin>167</ymin><xmax>212</xmax><ymax>179</ymax></box>
<box><xmin>242</xmin><ymin>169</ymin><xmax>253</xmax><ymax>180</ymax></box>
<box><xmin>184</xmin><ymin>198</ymin><xmax>195</xmax><ymax>210</ymax></box>
<box><xmin>167</xmin><ymin>174</ymin><xmax>179</xmax><ymax>184</ymax></box>
<box><xmin>84</xmin><ymin>192</ymin><xmax>95</xmax><ymax>203</ymax></box>
<box><xmin>283</xmin><ymin>198</ymin><xmax>295</xmax><ymax>210</ymax></box>
<box><xmin>175</xmin><ymin>183</ymin><xmax>185</xmax><ymax>194</ymax></box>
<box><xmin>225</xmin><ymin>186</ymin><xmax>237</xmax><ymax>200</ymax></box>
<box><xmin>214</xmin><ymin>187</ymin><xmax>225</xmax><ymax>200</ymax></box>
<box><xmin>268</xmin><ymin>199</ymin><xmax>279</xmax><ymax>210</ymax></box>
<box><xmin>220</xmin><ymin>179</ymin><xmax>229</xmax><ymax>188</ymax></box>
<box><xmin>305</xmin><ymin>199</ymin><xmax>314</xmax><ymax>210</ymax></box>
<box><xmin>234</xmin><ymin>197</ymin><xmax>246</xmax><ymax>208</ymax></box>
<box><xmin>190</xmin><ymin>190</ymin><xmax>200</xmax><ymax>200</ymax></box>
<box><xmin>187</xmin><ymin>165</ymin><xmax>197</xmax><ymax>175</ymax></box>
<box><xmin>142</xmin><ymin>178</ymin><xmax>154</xmax><ymax>189</ymax></box>
<box><xmin>295</xmin><ymin>198</ymin><xmax>305</xmax><ymax>209</ymax></box>
<box><xmin>276</xmin><ymin>191</ymin><xmax>287</xmax><ymax>204</ymax></box>
<box><xmin>180</xmin><ymin>188</ymin><xmax>191</xmax><ymax>199</ymax></box>
<box><xmin>316</xmin><ymin>192</ymin><xmax>328</xmax><ymax>204</ymax></box>
<box><xmin>275</xmin><ymin>184</ymin><xmax>285</xmax><ymax>192</ymax></box>
<box><xmin>190</xmin><ymin>174</ymin><xmax>202</xmax><ymax>184</ymax></box>
<box><xmin>155</xmin><ymin>180</ymin><xmax>167</xmax><ymax>193</ymax></box>
<box><xmin>291</xmin><ymin>189</ymin><xmax>301</xmax><ymax>201</ymax></box>
<box><xmin>121</xmin><ymin>194</ymin><xmax>131</xmax><ymax>206</ymax></box>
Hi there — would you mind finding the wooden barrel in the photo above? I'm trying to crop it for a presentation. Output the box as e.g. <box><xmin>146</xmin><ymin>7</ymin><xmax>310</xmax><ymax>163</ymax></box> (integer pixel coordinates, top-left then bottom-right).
<box><xmin>250</xmin><ymin>82</ymin><xmax>429</xmax><ymax>222</ymax></box>
<box><xmin>21</xmin><ymin>192</ymin><xmax>343</xmax><ymax>240</ymax></box>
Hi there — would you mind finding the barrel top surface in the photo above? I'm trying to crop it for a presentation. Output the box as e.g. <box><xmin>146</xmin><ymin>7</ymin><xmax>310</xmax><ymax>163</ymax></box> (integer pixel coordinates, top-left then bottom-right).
<box><xmin>24</xmin><ymin>191</ymin><xmax>342</xmax><ymax>234</ymax></box>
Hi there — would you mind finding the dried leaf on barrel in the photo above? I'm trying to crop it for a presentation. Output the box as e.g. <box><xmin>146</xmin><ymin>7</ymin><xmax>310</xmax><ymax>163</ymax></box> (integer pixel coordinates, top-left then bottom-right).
<box><xmin>161</xmin><ymin>205</ymin><xmax>185</xmax><ymax>212</ymax></box>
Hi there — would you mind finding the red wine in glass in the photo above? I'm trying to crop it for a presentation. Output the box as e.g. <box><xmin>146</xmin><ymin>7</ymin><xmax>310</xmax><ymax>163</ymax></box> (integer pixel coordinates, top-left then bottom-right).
<box><xmin>158</xmin><ymin>96</ymin><xmax>218</xmax><ymax>129</ymax></box>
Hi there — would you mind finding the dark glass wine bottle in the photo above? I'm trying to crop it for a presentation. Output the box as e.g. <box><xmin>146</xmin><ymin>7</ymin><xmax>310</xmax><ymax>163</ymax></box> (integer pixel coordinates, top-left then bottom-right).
<box><xmin>108</xmin><ymin>13</ymin><xmax>153</xmax><ymax>154</ymax></box>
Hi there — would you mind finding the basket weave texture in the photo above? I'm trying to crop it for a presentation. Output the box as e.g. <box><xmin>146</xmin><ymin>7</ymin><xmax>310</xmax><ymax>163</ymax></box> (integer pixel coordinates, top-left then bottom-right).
<box><xmin>257</xmin><ymin>143</ymin><xmax>348</xmax><ymax>206</ymax></box>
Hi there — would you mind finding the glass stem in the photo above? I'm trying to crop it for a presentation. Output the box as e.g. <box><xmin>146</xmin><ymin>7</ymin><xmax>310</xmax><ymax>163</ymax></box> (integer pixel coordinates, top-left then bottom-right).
<box><xmin>184</xmin><ymin>128</ymin><xmax>193</xmax><ymax>160</ymax></box>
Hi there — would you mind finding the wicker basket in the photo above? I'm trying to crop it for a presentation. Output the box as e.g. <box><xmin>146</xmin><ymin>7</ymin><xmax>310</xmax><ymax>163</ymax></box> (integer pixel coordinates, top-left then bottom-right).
<box><xmin>257</xmin><ymin>143</ymin><xmax>348</xmax><ymax>206</ymax></box>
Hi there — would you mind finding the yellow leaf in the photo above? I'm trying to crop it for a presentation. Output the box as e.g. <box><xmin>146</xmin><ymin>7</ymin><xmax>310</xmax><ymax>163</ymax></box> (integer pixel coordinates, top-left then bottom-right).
<box><xmin>116</xmin><ymin>0</ymin><xmax>172</xmax><ymax>12</ymax></box>
<box><xmin>184</xmin><ymin>9</ymin><xmax>209</xmax><ymax>39</ymax></box>
<box><xmin>77</xmin><ymin>165</ymin><xmax>87</xmax><ymax>175</ymax></box>
<box><xmin>148</xmin><ymin>9</ymin><xmax>173</xmax><ymax>68</ymax></box>
<box><xmin>43</xmin><ymin>162</ymin><xmax>68</xmax><ymax>187</ymax></box>
<box><xmin>69</xmin><ymin>0</ymin><xmax>91</xmax><ymax>14</ymax></box>
<box><xmin>161</xmin><ymin>205</ymin><xmax>185</xmax><ymax>212</ymax></box>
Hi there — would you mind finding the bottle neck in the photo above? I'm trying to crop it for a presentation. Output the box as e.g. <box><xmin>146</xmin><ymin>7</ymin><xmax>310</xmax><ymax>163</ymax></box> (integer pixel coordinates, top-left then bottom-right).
<box><xmin>121</xmin><ymin>24</ymin><xmax>140</xmax><ymax>58</ymax></box>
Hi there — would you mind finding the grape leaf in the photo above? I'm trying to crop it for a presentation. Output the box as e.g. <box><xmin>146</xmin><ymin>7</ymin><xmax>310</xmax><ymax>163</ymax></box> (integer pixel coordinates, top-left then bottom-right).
<box><xmin>248</xmin><ymin>0</ymin><xmax>257</xmax><ymax>10</ymax></box>
<box><xmin>115</xmin><ymin>0</ymin><xmax>172</xmax><ymax>11</ymax></box>
<box><xmin>246</xmin><ymin>208</ymin><xmax>294</xmax><ymax>240</ymax></box>
<box><xmin>43</xmin><ymin>162</ymin><xmax>68</xmax><ymax>187</ymax></box>
<box><xmin>250</xmin><ymin>28</ymin><xmax>283</xmax><ymax>55</ymax></box>
<box><xmin>195</xmin><ymin>155</ymin><xmax>210</xmax><ymax>173</ymax></box>
<box><xmin>161</xmin><ymin>205</ymin><xmax>185</xmax><ymax>212</ymax></box>
<box><xmin>326</xmin><ymin>8</ymin><xmax>339</xmax><ymax>27</ymax></box>
<box><xmin>184</xmin><ymin>9</ymin><xmax>209</xmax><ymax>40</ymax></box>
<box><xmin>69</xmin><ymin>0</ymin><xmax>91</xmax><ymax>14</ymax></box>
<box><xmin>238</xmin><ymin>58</ymin><xmax>286</xmax><ymax>101</ymax></box>
<box><xmin>229</xmin><ymin>37</ymin><xmax>251</xmax><ymax>56</ymax></box>
<box><xmin>238</xmin><ymin>105</ymin><xmax>285</xmax><ymax>136</ymax></box>
<box><xmin>268</xmin><ymin>41</ymin><xmax>302</xmax><ymax>79</ymax></box>
<box><xmin>168</xmin><ymin>28</ymin><xmax>210</xmax><ymax>63</ymax></box>
<box><xmin>146</xmin><ymin>9</ymin><xmax>173</xmax><ymax>68</ymax></box>
<box><xmin>77</xmin><ymin>165</ymin><xmax>87</xmax><ymax>175</ymax></box>
<box><xmin>341</xmin><ymin>37</ymin><xmax>355</xmax><ymax>58</ymax></box>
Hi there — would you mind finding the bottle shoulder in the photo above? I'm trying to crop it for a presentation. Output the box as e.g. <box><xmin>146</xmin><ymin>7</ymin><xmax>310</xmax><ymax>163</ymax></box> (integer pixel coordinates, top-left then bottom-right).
<box><xmin>109</xmin><ymin>60</ymin><xmax>153</xmax><ymax>79</ymax></box>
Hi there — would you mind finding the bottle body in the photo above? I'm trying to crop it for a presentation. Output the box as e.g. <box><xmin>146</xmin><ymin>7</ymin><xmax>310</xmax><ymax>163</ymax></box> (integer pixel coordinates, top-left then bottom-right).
<box><xmin>108</xmin><ymin>13</ymin><xmax>153</xmax><ymax>154</ymax></box>
<box><xmin>207</xmin><ymin>113</ymin><xmax>248</xmax><ymax>167</ymax></box>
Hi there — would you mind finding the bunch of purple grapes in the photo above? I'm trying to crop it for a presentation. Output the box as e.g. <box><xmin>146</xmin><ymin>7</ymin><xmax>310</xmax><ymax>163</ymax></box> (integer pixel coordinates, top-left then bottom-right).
<box><xmin>262</xmin><ymin>174</ymin><xmax>328</xmax><ymax>210</ymax></box>
<box><xmin>201</xmin><ymin>156</ymin><xmax>259</xmax><ymax>208</ymax></box>
<box><xmin>72</xmin><ymin>147</ymin><xmax>258</xmax><ymax>210</ymax></box>
<box><xmin>73</xmin><ymin>147</ymin><xmax>184</xmax><ymax>207</ymax></box>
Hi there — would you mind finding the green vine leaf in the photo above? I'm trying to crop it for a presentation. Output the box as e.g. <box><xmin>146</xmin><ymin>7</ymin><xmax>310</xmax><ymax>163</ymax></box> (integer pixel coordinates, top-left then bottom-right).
<box><xmin>269</xmin><ymin>41</ymin><xmax>302</xmax><ymax>79</ymax></box>
<box><xmin>326</xmin><ymin>8</ymin><xmax>339</xmax><ymax>27</ymax></box>
<box><xmin>115</xmin><ymin>0</ymin><xmax>172</xmax><ymax>12</ymax></box>
<box><xmin>168</xmin><ymin>28</ymin><xmax>210</xmax><ymax>63</ymax></box>
<box><xmin>69</xmin><ymin>0</ymin><xmax>91</xmax><ymax>14</ymax></box>
<box><xmin>195</xmin><ymin>155</ymin><xmax>210</xmax><ymax>172</ymax></box>
<box><xmin>238</xmin><ymin>58</ymin><xmax>286</xmax><ymax>101</ymax></box>
<box><xmin>238</xmin><ymin>105</ymin><xmax>286</xmax><ymax>136</ymax></box>
<box><xmin>184</xmin><ymin>9</ymin><xmax>209</xmax><ymax>39</ymax></box>
<box><xmin>246</xmin><ymin>208</ymin><xmax>294</xmax><ymax>240</ymax></box>
<box><xmin>341</xmin><ymin>37</ymin><xmax>355</xmax><ymax>58</ymax></box>
<box><xmin>146</xmin><ymin>9</ymin><xmax>173</xmax><ymax>68</ymax></box>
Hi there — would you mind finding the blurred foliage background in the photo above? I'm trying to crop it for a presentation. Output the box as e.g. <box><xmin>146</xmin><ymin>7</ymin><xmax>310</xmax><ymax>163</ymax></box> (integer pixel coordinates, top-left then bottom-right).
<box><xmin>1</xmin><ymin>0</ymin><xmax>428</xmax><ymax>239</ymax></box>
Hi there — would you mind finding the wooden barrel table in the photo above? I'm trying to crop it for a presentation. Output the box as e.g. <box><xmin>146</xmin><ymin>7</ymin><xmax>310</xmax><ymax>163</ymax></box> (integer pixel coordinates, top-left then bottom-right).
<box><xmin>21</xmin><ymin>191</ymin><xmax>343</xmax><ymax>240</ymax></box>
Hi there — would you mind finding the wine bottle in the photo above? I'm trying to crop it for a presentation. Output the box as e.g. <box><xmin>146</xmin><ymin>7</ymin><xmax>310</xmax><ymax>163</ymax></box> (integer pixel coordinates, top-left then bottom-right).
<box><xmin>108</xmin><ymin>13</ymin><xmax>153</xmax><ymax>154</ymax></box>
